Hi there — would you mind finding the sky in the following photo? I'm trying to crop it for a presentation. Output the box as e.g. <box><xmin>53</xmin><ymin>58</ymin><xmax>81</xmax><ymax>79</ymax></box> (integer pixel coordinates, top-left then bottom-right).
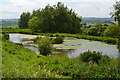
<box><xmin>0</xmin><ymin>0</ymin><xmax>118</xmax><ymax>19</ymax></box>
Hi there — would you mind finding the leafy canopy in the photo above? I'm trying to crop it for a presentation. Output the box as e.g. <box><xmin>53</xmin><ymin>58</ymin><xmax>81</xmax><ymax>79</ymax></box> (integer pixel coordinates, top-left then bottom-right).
<box><xmin>28</xmin><ymin>2</ymin><xmax>82</xmax><ymax>33</ymax></box>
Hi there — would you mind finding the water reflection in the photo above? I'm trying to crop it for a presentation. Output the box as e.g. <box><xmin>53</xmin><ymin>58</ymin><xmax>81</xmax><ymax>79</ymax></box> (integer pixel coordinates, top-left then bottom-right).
<box><xmin>9</xmin><ymin>34</ymin><xmax>22</xmax><ymax>43</ymax></box>
<box><xmin>9</xmin><ymin>33</ymin><xmax>119</xmax><ymax>58</ymax></box>
<box><xmin>54</xmin><ymin>39</ymin><xmax>119</xmax><ymax>58</ymax></box>
<box><xmin>23</xmin><ymin>46</ymin><xmax>40</xmax><ymax>54</ymax></box>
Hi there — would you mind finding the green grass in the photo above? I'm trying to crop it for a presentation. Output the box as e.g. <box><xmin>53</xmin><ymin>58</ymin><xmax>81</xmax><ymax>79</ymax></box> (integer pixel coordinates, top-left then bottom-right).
<box><xmin>2</xmin><ymin>40</ymin><xmax>69</xmax><ymax>78</ymax></box>
<box><xmin>50</xmin><ymin>33</ymin><xmax>117</xmax><ymax>44</ymax></box>
<box><xmin>1</xmin><ymin>29</ymin><xmax>33</xmax><ymax>34</ymax></box>
<box><xmin>1</xmin><ymin>29</ymin><xmax>118</xmax><ymax>44</ymax></box>
<box><xmin>2</xmin><ymin>39</ymin><xmax>120</xmax><ymax>78</ymax></box>
<box><xmin>2</xmin><ymin>25</ymin><xmax>18</xmax><ymax>28</ymax></box>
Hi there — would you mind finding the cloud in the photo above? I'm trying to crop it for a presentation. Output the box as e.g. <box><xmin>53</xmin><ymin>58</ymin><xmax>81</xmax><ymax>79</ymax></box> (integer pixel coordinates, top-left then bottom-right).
<box><xmin>1</xmin><ymin>0</ymin><xmax>47</xmax><ymax>19</ymax></box>
<box><xmin>68</xmin><ymin>2</ymin><xmax>114</xmax><ymax>17</ymax></box>
<box><xmin>0</xmin><ymin>0</ymin><xmax>116</xmax><ymax>19</ymax></box>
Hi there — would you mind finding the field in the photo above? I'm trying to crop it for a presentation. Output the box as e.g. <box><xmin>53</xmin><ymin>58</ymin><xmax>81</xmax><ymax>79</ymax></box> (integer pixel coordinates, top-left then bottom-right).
<box><xmin>1</xmin><ymin>34</ymin><xmax>120</xmax><ymax>79</ymax></box>
<box><xmin>2</xmin><ymin>25</ymin><xmax>18</xmax><ymax>29</ymax></box>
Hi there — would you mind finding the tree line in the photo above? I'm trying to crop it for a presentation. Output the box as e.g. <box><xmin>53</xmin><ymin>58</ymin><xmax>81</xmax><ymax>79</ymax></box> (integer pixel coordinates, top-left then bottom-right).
<box><xmin>18</xmin><ymin>2</ymin><xmax>82</xmax><ymax>34</ymax></box>
<box><xmin>18</xmin><ymin>1</ymin><xmax>120</xmax><ymax>51</ymax></box>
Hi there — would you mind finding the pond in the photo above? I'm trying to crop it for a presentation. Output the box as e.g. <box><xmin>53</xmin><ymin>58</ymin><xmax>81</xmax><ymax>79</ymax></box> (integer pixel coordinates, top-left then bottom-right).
<box><xmin>9</xmin><ymin>33</ymin><xmax>119</xmax><ymax>58</ymax></box>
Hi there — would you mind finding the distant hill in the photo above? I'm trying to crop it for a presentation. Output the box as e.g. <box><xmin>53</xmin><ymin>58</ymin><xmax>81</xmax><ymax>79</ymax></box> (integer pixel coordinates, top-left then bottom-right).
<box><xmin>1</xmin><ymin>19</ymin><xmax>18</xmax><ymax>26</ymax></box>
<box><xmin>82</xmin><ymin>17</ymin><xmax>114</xmax><ymax>24</ymax></box>
<box><xmin>0</xmin><ymin>19</ymin><xmax>18</xmax><ymax>28</ymax></box>
<box><xmin>0</xmin><ymin>17</ymin><xmax>114</xmax><ymax>28</ymax></box>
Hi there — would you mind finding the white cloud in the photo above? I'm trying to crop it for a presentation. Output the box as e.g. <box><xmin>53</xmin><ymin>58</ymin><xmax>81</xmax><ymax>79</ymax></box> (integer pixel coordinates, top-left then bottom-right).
<box><xmin>0</xmin><ymin>0</ymin><xmax>116</xmax><ymax>19</ymax></box>
<box><xmin>69</xmin><ymin>2</ymin><xmax>114</xmax><ymax>17</ymax></box>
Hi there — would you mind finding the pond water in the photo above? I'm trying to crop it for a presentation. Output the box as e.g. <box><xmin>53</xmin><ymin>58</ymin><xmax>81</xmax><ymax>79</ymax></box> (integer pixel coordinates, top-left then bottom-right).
<box><xmin>9</xmin><ymin>33</ymin><xmax>120</xmax><ymax>58</ymax></box>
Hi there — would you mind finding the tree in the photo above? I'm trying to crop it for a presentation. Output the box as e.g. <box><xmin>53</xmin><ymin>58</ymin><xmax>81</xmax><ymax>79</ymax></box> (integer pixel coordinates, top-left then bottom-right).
<box><xmin>28</xmin><ymin>17</ymin><xmax>39</xmax><ymax>32</ymax></box>
<box><xmin>82</xmin><ymin>24</ymin><xmax>106</xmax><ymax>36</ymax></box>
<box><xmin>87</xmin><ymin>27</ymin><xmax>98</xmax><ymax>36</ymax></box>
<box><xmin>98</xmin><ymin>26</ymin><xmax>107</xmax><ymax>36</ymax></box>
<box><xmin>111</xmin><ymin>1</ymin><xmax>120</xmax><ymax>52</ymax></box>
<box><xmin>104</xmin><ymin>24</ymin><xmax>119</xmax><ymax>38</ymax></box>
<box><xmin>38</xmin><ymin>4</ymin><xmax>55</xmax><ymax>32</ymax></box>
<box><xmin>18</xmin><ymin>12</ymin><xmax>30</xmax><ymax>29</ymax></box>
<box><xmin>28</xmin><ymin>2</ymin><xmax>82</xmax><ymax>33</ymax></box>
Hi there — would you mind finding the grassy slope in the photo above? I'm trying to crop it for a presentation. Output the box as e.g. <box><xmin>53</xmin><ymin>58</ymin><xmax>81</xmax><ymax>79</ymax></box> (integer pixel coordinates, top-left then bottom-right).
<box><xmin>1</xmin><ymin>39</ymin><xmax>120</xmax><ymax>78</ymax></box>
<box><xmin>2</xmin><ymin>40</ymin><xmax>69</xmax><ymax>78</ymax></box>
<box><xmin>1</xmin><ymin>29</ymin><xmax>120</xmax><ymax>78</ymax></box>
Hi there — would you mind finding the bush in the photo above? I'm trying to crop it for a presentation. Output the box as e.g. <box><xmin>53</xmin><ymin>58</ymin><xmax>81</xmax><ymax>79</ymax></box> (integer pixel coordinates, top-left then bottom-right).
<box><xmin>38</xmin><ymin>37</ymin><xmax>52</xmax><ymax>55</ymax></box>
<box><xmin>3</xmin><ymin>34</ymin><xmax>9</xmax><ymax>40</ymax></box>
<box><xmin>51</xmin><ymin>36</ymin><xmax>64</xmax><ymax>44</ymax></box>
<box><xmin>33</xmin><ymin>37</ymin><xmax>42</xmax><ymax>44</ymax></box>
<box><xmin>80</xmin><ymin>51</ymin><xmax>103</xmax><ymax>63</ymax></box>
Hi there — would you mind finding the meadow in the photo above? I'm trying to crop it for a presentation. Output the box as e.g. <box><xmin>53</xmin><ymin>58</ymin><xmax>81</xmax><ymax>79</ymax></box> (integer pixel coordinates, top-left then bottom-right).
<box><xmin>1</xmin><ymin>34</ymin><xmax>120</xmax><ymax>79</ymax></box>
<box><xmin>1</xmin><ymin>1</ymin><xmax>120</xmax><ymax>79</ymax></box>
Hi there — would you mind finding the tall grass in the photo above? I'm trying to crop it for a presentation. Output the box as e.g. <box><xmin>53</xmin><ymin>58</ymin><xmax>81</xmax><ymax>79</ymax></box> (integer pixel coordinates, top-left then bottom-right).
<box><xmin>2</xmin><ymin>40</ymin><xmax>68</xmax><ymax>78</ymax></box>
<box><xmin>2</xmin><ymin>39</ymin><xmax>120</xmax><ymax>78</ymax></box>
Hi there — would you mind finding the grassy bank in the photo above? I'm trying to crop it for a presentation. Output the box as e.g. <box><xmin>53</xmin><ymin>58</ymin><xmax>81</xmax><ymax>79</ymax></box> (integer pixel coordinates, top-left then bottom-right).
<box><xmin>2</xmin><ymin>37</ymin><xmax>120</xmax><ymax>78</ymax></box>
<box><xmin>1</xmin><ymin>29</ymin><xmax>33</xmax><ymax>34</ymax></box>
<box><xmin>2</xmin><ymin>40</ymin><xmax>69</xmax><ymax>78</ymax></box>
<box><xmin>1</xmin><ymin>29</ymin><xmax>117</xmax><ymax>44</ymax></box>
<box><xmin>49</xmin><ymin>33</ymin><xmax>117</xmax><ymax>44</ymax></box>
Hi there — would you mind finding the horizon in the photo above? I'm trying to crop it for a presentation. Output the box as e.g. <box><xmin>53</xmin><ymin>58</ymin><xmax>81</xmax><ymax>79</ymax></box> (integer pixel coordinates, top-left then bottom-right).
<box><xmin>0</xmin><ymin>17</ymin><xmax>114</xmax><ymax>20</ymax></box>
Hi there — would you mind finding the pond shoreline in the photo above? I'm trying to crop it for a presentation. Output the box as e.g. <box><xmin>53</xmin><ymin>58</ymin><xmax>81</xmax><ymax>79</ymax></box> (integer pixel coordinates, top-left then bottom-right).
<box><xmin>9</xmin><ymin>33</ymin><xmax>119</xmax><ymax>58</ymax></box>
<box><xmin>2</xmin><ymin>29</ymin><xmax>118</xmax><ymax>44</ymax></box>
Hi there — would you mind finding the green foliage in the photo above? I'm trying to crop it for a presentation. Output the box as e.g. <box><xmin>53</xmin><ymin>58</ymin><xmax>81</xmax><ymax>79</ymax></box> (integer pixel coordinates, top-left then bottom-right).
<box><xmin>1</xmin><ymin>29</ymin><xmax>117</xmax><ymax>44</ymax></box>
<box><xmin>38</xmin><ymin>52</ymin><xmax>119</xmax><ymax>79</ymax></box>
<box><xmin>2</xmin><ymin>25</ymin><xmax>18</xmax><ymax>29</ymax></box>
<box><xmin>18</xmin><ymin>12</ymin><xmax>30</xmax><ymax>29</ymax></box>
<box><xmin>33</xmin><ymin>37</ymin><xmax>42</xmax><ymax>44</ymax></box>
<box><xmin>27</xmin><ymin>2</ymin><xmax>82</xmax><ymax>33</ymax></box>
<box><xmin>82</xmin><ymin>24</ymin><xmax>107</xmax><ymax>36</ymax></box>
<box><xmin>2</xmin><ymin>40</ymin><xmax>67</xmax><ymax>78</ymax></box>
<box><xmin>104</xmin><ymin>24</ymin><xmax>119</xmax><ymax>38</ymax></box>
<box><xmin>28</xmin><ymin>17</ymin><xmax>39</xmax><ymax>32</ymax></box>
<box><xmin>2</xmin><ymin>39</ymin><xmax>120</xmax><ymax>78</ymax></box>
<box><xmin>1</xmin><ymin>29</ymin><xmax>33</xmax><ymax>34</ymax></box>
<box><xmin>51</xmin><ymin>36</ymin><xmax>64</xmax><ymax>44</ymax></box>
<box><xmin>3</xmin><ymin>34</ymin><xmax>9</xmax><ymax>40</ymax></box>
<box><xmin>80</xmin><ymin>51</ymin><xmax>103</xmax><ymax>63</ymax></box>
<box><xmin>110</xmin><ymin>1</ymin><xmax>120</xmax><ymax>52</ymax></box>
<box><xmin>117</xmin><ymin>40</ymin><xmax>120</xmax><ymax>52</ymax></box>
<box><xmin>87</xmin><ymin>27</ymin><xmax>98</xmax><ymax>36</ymax></box>
<box><xmin>111</xmin><ymin>1</ymin><xmax>120</xmax><ymax>26</ymax></box>
<box><xmin>38</xmin><ymin>37</ymin><xmax>52</xmax><ymax>55</ymax></box>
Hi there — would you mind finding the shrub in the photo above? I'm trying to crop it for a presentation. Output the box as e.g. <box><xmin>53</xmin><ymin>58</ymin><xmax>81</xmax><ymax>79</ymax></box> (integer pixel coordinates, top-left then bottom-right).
<box><xmin>3</xmin><ymin>34</ymin><xmax>9</xmax><ymax>40</ymax></box>
<box><xmin>38</xmin><ymin>37</ymin><xmax>52</xmax><ymax>56</ymax></box>
<box><xmin>33</xmin><ymin>37</ymin><xmax>42</xmax><ymax>44</ymax></box>
<box><xmin>51</xmin><ymin>36</ymin><xmax>64</xmax><ymax>44</ymax></box>
<box><xmin>80</xmin><ymin>51</ymin><xmax>103</xmax><ymax>63</ymax></box>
